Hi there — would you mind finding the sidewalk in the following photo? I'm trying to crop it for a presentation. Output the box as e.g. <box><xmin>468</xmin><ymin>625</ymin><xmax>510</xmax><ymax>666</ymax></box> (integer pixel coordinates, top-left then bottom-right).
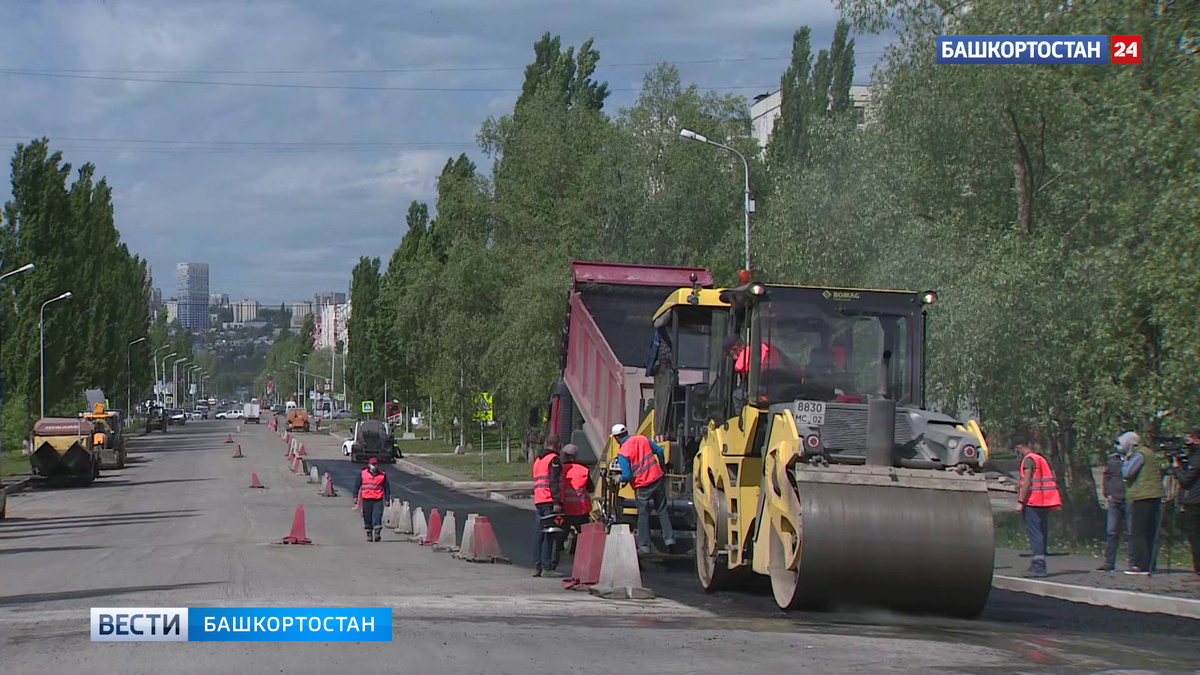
<box><xmin>994</xmin><ymin>547</ymin><xmax>1200</xmax><ymax>619</ymax></box>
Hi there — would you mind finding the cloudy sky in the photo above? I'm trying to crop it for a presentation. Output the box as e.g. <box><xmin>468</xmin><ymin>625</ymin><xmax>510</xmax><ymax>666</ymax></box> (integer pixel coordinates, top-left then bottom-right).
<box><xmin>0</xmin><ymin>0</ymin><xmax>890</xmax><ymax>304</ymax></box>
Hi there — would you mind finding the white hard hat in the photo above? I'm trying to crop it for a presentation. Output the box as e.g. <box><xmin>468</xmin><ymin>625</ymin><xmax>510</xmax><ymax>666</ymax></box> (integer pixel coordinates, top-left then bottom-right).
<box><xmin>611</xmin><ymin>423</ymin><xmax>627</xmax><ymax>437</ymax></box>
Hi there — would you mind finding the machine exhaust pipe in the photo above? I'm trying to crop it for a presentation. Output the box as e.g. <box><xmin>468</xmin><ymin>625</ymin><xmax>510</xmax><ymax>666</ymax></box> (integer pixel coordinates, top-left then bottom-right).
<box><xmin>866</xmin><ymin>350</ymin><xmax>896</xmax><ymax>467</ymax></box>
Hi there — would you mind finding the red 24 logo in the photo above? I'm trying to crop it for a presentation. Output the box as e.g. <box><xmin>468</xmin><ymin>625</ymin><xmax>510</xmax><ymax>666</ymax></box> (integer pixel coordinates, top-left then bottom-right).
<box><xmin>1111</xmin><ymin>35</ymin><xmax>1141</xmax><ymax>64</ymax></box>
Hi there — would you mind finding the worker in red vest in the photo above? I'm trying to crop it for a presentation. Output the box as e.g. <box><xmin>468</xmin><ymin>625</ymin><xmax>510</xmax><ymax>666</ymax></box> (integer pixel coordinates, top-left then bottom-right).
<box><xmin>613</xmin><ymin>424</ymin><xmax>677</xmax><ymax>555</ymax></box>
<box><xmin>531</xmin><ymin>434</ymin><xmax>564</xmax><ymax>577</ymax></box>
<box><xmin>1016</xmin><ymin>433</ymin><xmax>1062</xmax><ymax>577</ymax></box>
<box><xmin>353</xmin><ymin>457</ymin><xmax>391</xmax><ymax>542</ymax></box>
<box><xmin>551</xmin><ymin>443</ymin><xmax>594</xmax><ymax>571</ymax></box>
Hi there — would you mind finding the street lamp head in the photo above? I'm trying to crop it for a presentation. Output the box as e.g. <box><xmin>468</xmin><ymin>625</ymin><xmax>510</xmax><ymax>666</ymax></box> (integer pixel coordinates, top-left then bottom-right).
<box><xmin>56</xmin><ymin>291</ymin><xmax>73</xmax><ymax>301</ymax></box>
<box><xmin>16</xmin><ymin>263</ymin><xmax>35</xmax><ymax>273</ymax></box>
<box><xmin>130</xmin><ymin>336</ymin><xmax>147</xmax><ymax>346</ymax></box>
<box><xmin>165</xmin><ymin>352</ymin><xmax>177</xmax><ymax>360</ymax></box>
<box><xmin>679</xmin><ymin>128</ymin><xmax>708</xmax><ymax>144</ymax></box>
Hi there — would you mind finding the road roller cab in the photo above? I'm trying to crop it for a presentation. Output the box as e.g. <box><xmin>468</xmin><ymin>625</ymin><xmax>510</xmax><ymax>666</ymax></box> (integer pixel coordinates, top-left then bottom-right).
<box><xmin>692</xmin><ymin>281</ymin><xmax>994</xmax><ymax>616</ymax></box>
<box><xmin>593</xmin><ymin>277</ymin><xmax>730</xmax><ymax>553</ymax></box>
<box><xmin>83</xmin><ymin>402</ymin><xmax>126</xmax><ymax>470</ymax></box>
<box><xmin>28</xmin><ymin>417</ymin><xmax>100</xmax><ymax>485</ymax></box>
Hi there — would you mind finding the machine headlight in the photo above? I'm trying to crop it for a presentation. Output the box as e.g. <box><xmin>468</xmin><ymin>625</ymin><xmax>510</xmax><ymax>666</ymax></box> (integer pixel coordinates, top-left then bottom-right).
<box><xmin>947</xmin><ymin>438</ymin><xmax>959</xmax><ymax>450</ymax></box>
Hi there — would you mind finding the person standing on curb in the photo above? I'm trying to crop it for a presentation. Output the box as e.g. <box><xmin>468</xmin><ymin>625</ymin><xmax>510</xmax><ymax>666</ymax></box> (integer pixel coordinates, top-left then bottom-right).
<box><xmin>1016</xmin><ymin>433</ymin><xmax>1062</xmax><ymax>578</ymax></box>
<box><xmin>1120</xmin><ymin>431</ymin><xmax>1163</xmax><ymax>575</ymax></box>
<box><xmin>531</xmin><ymin>434</ymin><xmax>564</xmax><ymax>578</ymax></box>
<box><xmin>1171</xmin><ymin>426</ymin><xmax>1200</xmax><ymax>576</ymax></box>
<box><xmin>353</xmin><ymin>457</ymin><xmax>390</xmax><ymax>542</ymax></box>
<box><xmin>1098</xmin><ymin>439</ymin><xmax>1130</xmax><ymax>571</ymax></box>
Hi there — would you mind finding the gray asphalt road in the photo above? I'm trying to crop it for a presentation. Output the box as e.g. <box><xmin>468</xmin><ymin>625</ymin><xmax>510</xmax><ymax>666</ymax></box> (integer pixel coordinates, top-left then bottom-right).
<box><xmin>1</xmin><ymin>422</ymin><xmax>1197</xmax><ymax>674</ymax></box>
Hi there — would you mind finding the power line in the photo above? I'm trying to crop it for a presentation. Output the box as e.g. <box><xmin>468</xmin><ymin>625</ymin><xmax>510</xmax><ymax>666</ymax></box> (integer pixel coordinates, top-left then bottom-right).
<box><xmin>0</xmin><ymin>134</ymin><xmax>474</xmax><ymax>148</ymax></box>
<box><xmin>0</xmin><ymin>69</ymin><xmax>776</xmax><ymax>93</ymax></box>
<box><xmin>0</xmin><ymin>53</ymin><xmax>885</xmax><ymax>76</ymax></box>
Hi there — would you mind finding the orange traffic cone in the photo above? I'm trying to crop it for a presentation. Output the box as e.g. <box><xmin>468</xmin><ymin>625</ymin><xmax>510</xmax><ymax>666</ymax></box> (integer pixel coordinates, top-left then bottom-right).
<box><xmin>281</xmin><ymin>505</ymin><xmax>312</xmax><ymax>544</ymax></box>
<box><xmin>249</xmin><ymin>472</ymin><xmax>265</xmax><ymax>489</ymax></box>
<box><xmin>296</xmin><ymin>444</ymin><xmax>306</xmax><ymax>456</ymax></box>
<box><xmin>232</xmin><ymin>444</ymin><xmax>243</xmax><ymax>458</ymax></box>
<box><xmin>225</xmin><ymin>433</ymin><xmax>233</xmax><ymax>444</ymax></box>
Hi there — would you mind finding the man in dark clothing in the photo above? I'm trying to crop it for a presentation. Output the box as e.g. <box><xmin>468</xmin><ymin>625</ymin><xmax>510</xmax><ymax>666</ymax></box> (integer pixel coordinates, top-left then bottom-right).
<box><xmin>1098</xmin><ymin>442</ymin><xmax>1130</xmax><ymax>570</ymax></box>
<box><xmin>531</xmin><ymin>435</ymin><xmax>564</xmax><ymax>578</ymax></box>
<box><xmin>1172</xmin><ymin>427</ymin><xmax>1200</xmax><ymax>575</ymax></box>
<box><xmin>353</xmin><ymin>457</ymin><xmax>391</xmax><ymax>542</ymax></box>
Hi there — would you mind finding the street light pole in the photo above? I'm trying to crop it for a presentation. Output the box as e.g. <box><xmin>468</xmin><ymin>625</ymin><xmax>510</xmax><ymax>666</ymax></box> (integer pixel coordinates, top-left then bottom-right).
<box><xmin>39</xmin><ymin>291</ymin><xmax>73</xmax><ymax>418</ymax></box>
<box><xmin>0</xmin><ymin>263</ymin><xmax>35</xmax><ymax>478</ymax></box>
<box><xmin>127</xmin><ymin>337</ymin><xmax>146</xmax><ymax>418</ymax></box>
<box><xmin>153</xmin><ymin>345</ymin><xmax>169</xmax><ymax>405</ymax></box>
<box><xmin>679</xmin><ymin>128</ymin><xmax>753</xmax><ymax>270</ymax></box>
<box><xmin>173</xmin><ymin>358</ymin><xmax>188</xmax><ymax>408</ymax></box>
<box><xmin>161</xmin><ymin>352</ymin><xmax>177</xmax><ymax>406</ymax></box>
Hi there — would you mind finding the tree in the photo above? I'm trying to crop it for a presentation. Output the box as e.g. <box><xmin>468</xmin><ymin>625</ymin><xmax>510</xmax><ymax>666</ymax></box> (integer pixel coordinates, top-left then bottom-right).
<box><xmin>767</xmin><ymin>21</ymin><xmax>856</xmax><ymax>168</ymax></box>
<box><xmin>345</xmin><ymin>256</ymin><xmax>382</xmax><ymax>405</ymax></box>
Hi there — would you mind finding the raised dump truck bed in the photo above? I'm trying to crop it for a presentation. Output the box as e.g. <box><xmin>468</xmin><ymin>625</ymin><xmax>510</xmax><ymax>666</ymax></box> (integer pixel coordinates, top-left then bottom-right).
<box><xmin>548</xmin><ymin>261</ymin><xmax>713</xmax><ymax>464</ymax></box>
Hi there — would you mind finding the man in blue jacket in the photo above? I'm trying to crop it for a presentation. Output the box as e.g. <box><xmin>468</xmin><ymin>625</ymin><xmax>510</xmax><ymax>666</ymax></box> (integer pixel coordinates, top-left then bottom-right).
<box><xmin>612</xmin><ymin>423</ymin><xmax>676</xmax><ymax>554</ymax></box>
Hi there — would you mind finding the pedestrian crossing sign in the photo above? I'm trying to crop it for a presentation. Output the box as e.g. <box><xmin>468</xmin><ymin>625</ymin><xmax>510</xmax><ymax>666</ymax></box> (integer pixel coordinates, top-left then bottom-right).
<box><xmin>471</xmin><ymin>392</ymin><xmax>493</xmax><ymax>422</ymax></box>
<box><xmin>361</xmin><ymin>400</ymin><xmax>374</xmax><ymax>414</ymax></box>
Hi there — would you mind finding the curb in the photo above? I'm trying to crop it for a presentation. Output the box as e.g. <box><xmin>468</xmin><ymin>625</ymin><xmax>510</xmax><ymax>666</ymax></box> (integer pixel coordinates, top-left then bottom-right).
<box><xmin>993</xmin><ymin>575</ymin><xmax>1200</xmax><ymax>620</ymax></box>
<box><xmin>393</xmin><ymin>458</ymin><xmax>532</xmax><ymax>493</ymax></box>
<box><xmin>1</xmin><ymin>477</ymin><xmax>32</xmax><ymax>496</ymax></box>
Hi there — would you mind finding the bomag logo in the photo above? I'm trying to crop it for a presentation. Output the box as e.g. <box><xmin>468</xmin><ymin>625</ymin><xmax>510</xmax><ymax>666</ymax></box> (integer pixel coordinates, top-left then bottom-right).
<box><xmin>822</xmin><ymin>290</ymin><xmax>860</xmax><ymax>301</ymax></box>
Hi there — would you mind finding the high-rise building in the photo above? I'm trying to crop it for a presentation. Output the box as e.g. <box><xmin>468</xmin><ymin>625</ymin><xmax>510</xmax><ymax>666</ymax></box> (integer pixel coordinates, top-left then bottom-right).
<box><xmin>290</xmin><ymin>301</ymin><xmax>313</xmax><ymax>329</ymax></box>
<box><xmin>149</xmin><ymin>287</ymin><xmax>163</xmax><ymax>313</ymax></box>
<box><xmin>165</xmin><ymin>299</ymin><xmax>179</xmax><ymax>324</ymax></box>
<box><xmin>314</xmin><ymin>303</ymin><xmax>350</xmax><ymax>350</ymax></box>
<box><xmin>313</xmin><ymin>291</ymin><xmax>347</xmax><ymax>308</ymax></box>
<box><xmin>232</xmin><ymin>299</ymin><xmax>259</xmax><ymax>323</ymax></box>
<box><xmin>176</xmin><ymin>263</ymin><xmax>210</xmax><ymax>332</ymax></box>
<box><xmin>211</xmin><ymin>293</ymin><xmax>230</xmax><ymax>307</ymax></box>
<box><xmin>750</xmin><ymin>85</ymin><xmax>876</xmax><ymax>150</ymax></box>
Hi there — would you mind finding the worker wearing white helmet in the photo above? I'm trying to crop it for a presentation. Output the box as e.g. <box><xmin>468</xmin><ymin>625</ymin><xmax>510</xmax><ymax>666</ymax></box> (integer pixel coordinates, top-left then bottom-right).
<box><xmin>612</xmin><ymin>423</ymin><xmax>676</xmax><ymax>554</ymax></box>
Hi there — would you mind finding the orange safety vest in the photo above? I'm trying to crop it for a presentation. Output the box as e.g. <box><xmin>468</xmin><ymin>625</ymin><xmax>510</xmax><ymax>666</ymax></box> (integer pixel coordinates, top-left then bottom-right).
<box><xmin>619</xmin><ymin>435</ymin><xmax>665</xmax><ymax>489</ymax></box>
<box><xmin>562</xmin><ymin>462</ymin><xmax>592</xmax><ymax>516</ymax></box>
<box><xmin>1023</xmin><ymin>452</ymin><xmax>1062</xmax><ymax>508</ymax></box>
<box><xmin>532</xmin><ymin>453</ymin><xmax>556</xmax><ymax>504</ymax></box>
<box><xmin>734</xmin><ymin>343</ymin><xmax>778</xmax><ymax>375</ymax></box>
<box><xmin>359</xmin><ymin>468</ymin><xmax>385</xmax><ymax>500</ymax></box>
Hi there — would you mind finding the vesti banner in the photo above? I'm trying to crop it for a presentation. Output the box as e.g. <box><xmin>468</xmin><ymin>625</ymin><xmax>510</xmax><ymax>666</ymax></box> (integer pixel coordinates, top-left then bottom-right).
<box><xmin>937</xmin><ymin>35</ymin><xmax>1141</xmax><ymax>65</ymax></box>
<box><xmin>91</xmin><ymin>607</ymin><xmax>392</xmax><ymax>642</ymax></box>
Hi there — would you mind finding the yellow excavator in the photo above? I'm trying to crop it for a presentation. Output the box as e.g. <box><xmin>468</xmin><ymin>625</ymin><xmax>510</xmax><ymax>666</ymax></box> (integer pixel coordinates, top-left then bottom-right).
<box><xmin>624</xmin><ymin>277</ymin><xmax>994</xmax><ymax>616</ymax></box>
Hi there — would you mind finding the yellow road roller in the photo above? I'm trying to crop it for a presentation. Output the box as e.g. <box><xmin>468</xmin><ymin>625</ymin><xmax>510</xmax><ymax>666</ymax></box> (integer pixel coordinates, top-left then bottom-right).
<box><xmin>687</xmin><ymin>281</ymin><xmax>994</xmax><ymax>616</ymax></box>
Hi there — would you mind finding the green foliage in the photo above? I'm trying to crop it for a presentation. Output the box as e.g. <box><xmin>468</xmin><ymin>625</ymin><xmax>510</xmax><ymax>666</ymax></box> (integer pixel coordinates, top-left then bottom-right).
<box><xmin>347</xmin><ymin>13</ymin><xmax>1197</xmax><ymax>537</ymax></box>
<box><xmin>345</xmin><ymin>256</ymin><xmax>382</xmax><ymax>405</ymax></box>
<box><xmin>1</xmin><ymin>139</ymin><xmax>151</xmax><ymax>444</ymax></box>
<box><xmin>767</xmin><ymin>21</ymin><xmax>856</xmax><ymax>168</ymax></box>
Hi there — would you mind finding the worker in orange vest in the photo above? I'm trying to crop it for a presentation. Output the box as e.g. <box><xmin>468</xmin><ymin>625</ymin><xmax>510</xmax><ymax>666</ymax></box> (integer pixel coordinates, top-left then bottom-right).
<box><xmin>551</xmin><ymin>443</ymin><xmax>594</xmax><ymax>571</ymax></box>
<box><xmin>1016</xmin><ymin>433</ymin><xmax>1062</xmax><ymax>577</ymax></box>
<box><xmin>613</xmin><ymin>423</ymin><xmax>676</xmax><ymax>555</ymax></box>
<box><xmin>531</xmin><ymin>434</ymin><xmax>564</xmax><ymax>577</ymax></box>
<box><xmin>353</xmin><ymin>457</ymin><xmax>391</xmax><ymax>542</ymax></box>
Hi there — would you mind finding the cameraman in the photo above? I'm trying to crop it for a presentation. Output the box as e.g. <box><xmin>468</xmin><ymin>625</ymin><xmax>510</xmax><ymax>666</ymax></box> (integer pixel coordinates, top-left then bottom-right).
<box><xmin>1172</xmin><ymin>426</ymin><xmax>1200</xmax><ymax>576</ymax></box>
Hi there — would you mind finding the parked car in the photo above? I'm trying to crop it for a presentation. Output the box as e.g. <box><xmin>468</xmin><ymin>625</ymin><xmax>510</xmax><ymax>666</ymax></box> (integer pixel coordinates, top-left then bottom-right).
<box><xmin>331</xmin><ymin>408</ymin><xmax>355</xmax><ymax>419</ymax></box>
<box><xmin>166</xmin><ymin>409</ymin><xmax>187</xmax><ymax>425</ymax></box>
